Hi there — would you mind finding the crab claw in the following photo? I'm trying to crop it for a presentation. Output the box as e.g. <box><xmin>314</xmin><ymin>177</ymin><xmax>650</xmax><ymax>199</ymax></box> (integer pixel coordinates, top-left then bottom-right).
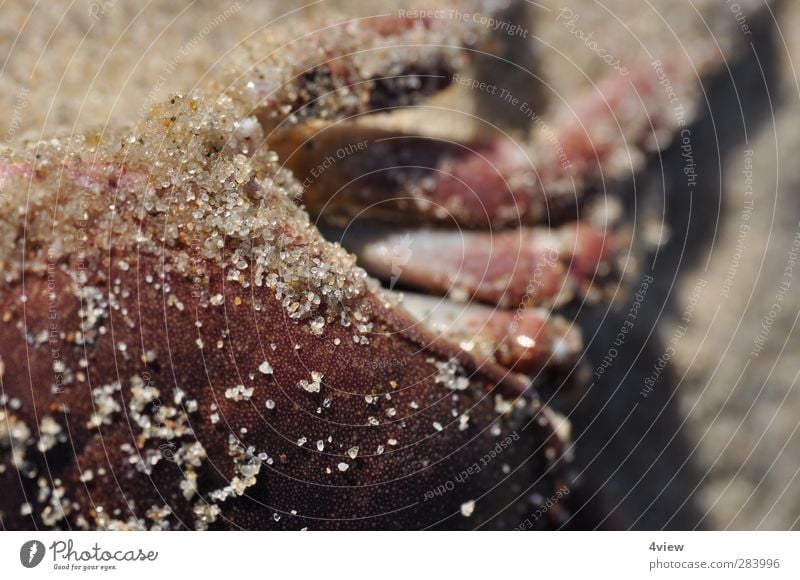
<box><xmin>266</xmin><ymin>51</ymin><xmax>715</xmax><ymax>230</ymax></box>
<box><xmin>211</xmin><ymin>12</ymin><xmax>479</xmax><ymax>134</ymax></box>
<box><xmin>0</xmin><ymin>92</ymin><xmax>569</xmax><ymax>530</ymax></box>
<box><xmin>269</xmin><ymin>125</ymin><xmax>552</xmax><ymax>228</ymax></box>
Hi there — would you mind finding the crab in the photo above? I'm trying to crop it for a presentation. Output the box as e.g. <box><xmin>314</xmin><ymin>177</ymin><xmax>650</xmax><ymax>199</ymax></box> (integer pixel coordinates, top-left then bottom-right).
<box><xmin>0</xmin><ymin>1</ymin><xmax>763</xmax><ymax>530</ymax></box>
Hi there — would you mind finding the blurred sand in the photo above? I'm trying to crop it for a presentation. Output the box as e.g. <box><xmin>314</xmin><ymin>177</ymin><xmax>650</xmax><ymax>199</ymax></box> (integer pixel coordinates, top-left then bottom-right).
<box><xmin>672</xmin><ymin>0</ymin><xmax>800</xmax><ymax>529</ymax></box>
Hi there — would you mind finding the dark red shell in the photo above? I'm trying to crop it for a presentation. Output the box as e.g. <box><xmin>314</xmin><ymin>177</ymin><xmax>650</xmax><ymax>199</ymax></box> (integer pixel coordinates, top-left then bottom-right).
<box><xmin>0</xmin><ymin>229</ymin><xmax>568</xmax><ymax>531</ymax></box>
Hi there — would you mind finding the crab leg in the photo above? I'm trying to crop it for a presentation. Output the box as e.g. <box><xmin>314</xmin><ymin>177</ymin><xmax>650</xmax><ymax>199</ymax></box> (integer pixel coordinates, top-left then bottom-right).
<box><xmin>341</xmin><ymin>222</ymin><xmax>627</xmax><ymax>309</ymax></box>
<box><xmin>269</xmin><ymin>124</ymin><xmax>549</xmax><ymax>229</ymax></box>
<box><xmin>400</xmin><ymin>292</ymin><xmax>582</xmax><ymax>376</ymax></box>
<box><xmin>209</xmin><ymin>13</ymin><xmax>481</xmax><ymax>134</ymax></box>
<box><xmin>260</xmin><ymin>0</ymin><xmax>766</xmax><ymax>226</ymax></box>
<box><xmin>267</xmin><ymin>50</ymin><xmax>718</xmax><ymax>230</ymax></box>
